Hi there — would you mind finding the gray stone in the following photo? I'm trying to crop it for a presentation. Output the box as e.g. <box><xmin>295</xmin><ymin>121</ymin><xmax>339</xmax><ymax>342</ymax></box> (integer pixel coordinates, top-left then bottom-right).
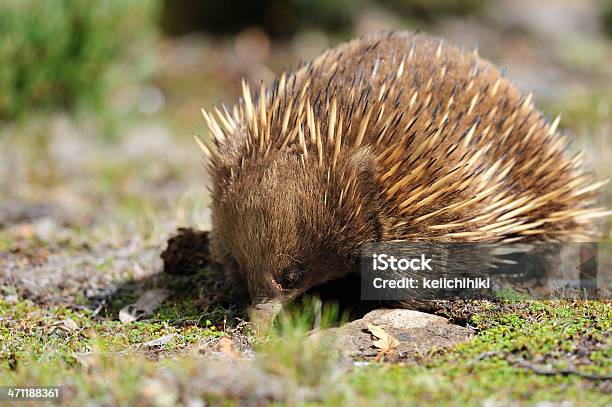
<box><xmin>312</xmin><ymin>309</ymin><xmax>473</xmax><ymax>361</ymax></box>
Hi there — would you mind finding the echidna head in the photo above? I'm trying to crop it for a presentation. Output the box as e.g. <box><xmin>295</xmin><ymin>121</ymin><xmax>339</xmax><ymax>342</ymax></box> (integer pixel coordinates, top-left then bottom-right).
<box><xmin>211</xmin><ymin>148</ymin><xmax>378</xmax><ymax>331</ymax></box>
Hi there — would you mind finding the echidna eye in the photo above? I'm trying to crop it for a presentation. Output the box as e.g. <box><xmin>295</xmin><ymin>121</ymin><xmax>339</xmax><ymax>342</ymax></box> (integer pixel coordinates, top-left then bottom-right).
<box><xmin>278</xmin><ymin>265</ymin><xmax>307</xmax><ymax>289</ymax></box>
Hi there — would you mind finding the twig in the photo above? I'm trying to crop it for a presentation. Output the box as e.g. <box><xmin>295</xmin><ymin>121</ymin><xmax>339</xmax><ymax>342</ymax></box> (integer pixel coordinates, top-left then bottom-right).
<box><xmin>475</xmin><ymin>350</ymin><xmax>503</xmax><ymax>360</ymax></box>
<box><xmin>508</xmin><ymin>356</ymin><xmax>612</xmax><ymax>381</ymax></box>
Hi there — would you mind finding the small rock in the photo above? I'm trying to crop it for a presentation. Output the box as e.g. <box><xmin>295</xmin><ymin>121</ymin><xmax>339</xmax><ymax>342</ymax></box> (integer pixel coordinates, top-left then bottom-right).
<box><xmin>313</xmin><ymin>309</ymin><xmax>473</xmax><ymax>361</ymax></box>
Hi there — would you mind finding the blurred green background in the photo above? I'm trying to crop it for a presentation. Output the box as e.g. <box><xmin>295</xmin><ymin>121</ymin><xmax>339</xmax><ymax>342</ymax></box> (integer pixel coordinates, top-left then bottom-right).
<box><xmin>0</xmin><ymin>0</ymin><xmax>158</xmax><ymax>121</ymax></box>
<box><xmin>0</xmin><ymin>0</ymin><xmax>610</xmax><ymax>243</ymax></box>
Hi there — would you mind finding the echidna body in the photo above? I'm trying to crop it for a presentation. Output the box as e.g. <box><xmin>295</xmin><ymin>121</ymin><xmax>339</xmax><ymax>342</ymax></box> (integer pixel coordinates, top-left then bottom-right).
<box><xmin>199</xmin><ymin>31</ymin><xmax>608</xmax><ymax>324</ymax></box>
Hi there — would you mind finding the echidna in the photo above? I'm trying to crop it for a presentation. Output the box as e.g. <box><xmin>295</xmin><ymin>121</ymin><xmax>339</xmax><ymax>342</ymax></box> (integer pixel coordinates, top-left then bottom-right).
<box><xmin>196</xmin><ymin>31</ymin><xmax>608</xmax><ymax>328</ymax></box>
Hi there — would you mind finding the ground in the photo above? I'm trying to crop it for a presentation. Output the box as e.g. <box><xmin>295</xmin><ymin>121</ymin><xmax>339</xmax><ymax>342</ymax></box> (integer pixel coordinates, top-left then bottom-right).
<box><xmin>1</xmin><ymin>0</ymin><xmax>612</xmax><ymax>405</ymax></box>
<box><xmin>0</xmin><ymin>288</ymin><xmax>610</xmax><ymax>404</ymax></box>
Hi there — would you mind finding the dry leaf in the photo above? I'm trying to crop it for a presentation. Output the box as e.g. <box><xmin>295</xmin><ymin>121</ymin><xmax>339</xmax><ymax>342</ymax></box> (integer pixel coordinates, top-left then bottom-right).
<box><xmin>367</xmin><ymin>323</ymin><xmax>400</xmax><ymax>360</ymax></box>
<box><xmin>82</xmin><ymin>327</ymin><xmax>96</xmax><ymax>338</ymax></box>
<box><xmin>217</xmin><ymin>336</ymin><xmax>239</xmax><ymax>358</ymax></box>
<box><xmin>119</xmin><ymin>289</ymin><xmax>169</xmax><ymax>324</ymax></box>
<box><xmin>62</xmin><ymin>318</ymin><xmax>80</xmax><ymax>333</ymax></box>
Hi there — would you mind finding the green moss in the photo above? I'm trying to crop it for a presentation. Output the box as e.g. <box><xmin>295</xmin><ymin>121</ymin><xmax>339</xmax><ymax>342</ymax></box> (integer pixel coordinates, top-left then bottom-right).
<box><xmin>0</xmin><ymin>299</ymin><xmax>221</xmax><ymax>371</ymax></box>
<box><xmin>0</xmin><ymin>298</ymin><xmax>609</xmax><ymax>404</ymax></box>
